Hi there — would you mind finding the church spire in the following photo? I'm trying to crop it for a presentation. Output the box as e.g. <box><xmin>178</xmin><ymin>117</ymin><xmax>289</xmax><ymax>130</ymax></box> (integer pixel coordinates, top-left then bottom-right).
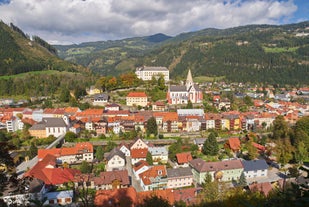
<box><xmin>186</xmin><ymin>69</ymin><xmax>193</xmax><ymax>89</ymax></box>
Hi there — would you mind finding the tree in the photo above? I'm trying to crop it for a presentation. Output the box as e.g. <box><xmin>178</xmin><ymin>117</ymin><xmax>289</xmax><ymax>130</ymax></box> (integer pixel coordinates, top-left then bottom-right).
<box><xmin>146</xmin><ymin>151</ymin><xmax>153</xmax><ymax>165</ymax></box>
<box><xmin>202</xmin><ymin>132</ymin><xmax>219</xmax><ymax>156</ymax></box>
<box><xmin>246</xmin><ymin>139</ymin><xmax>258</xmax><ymax>160</ymax></box>
<box><xmin>275</xmin><ymin>138</ymin><xmax>294</xmax><ymax>166</ymax></box>
<box><xmin>139</xmin><ymin>195</ymin><xmax>171</xmax><ymax>207</ymax></box>
<box><xmin>80</xmin><ymin>161</ymin><xmax>92</xmax><ymax>174</ymax></box>
<box><xmin>64</xmin><ymin>131</ymin><xmax>77</xmax><ymax>142</ymax></box>
<box><xmin>292</xmin><ymin>116</ymin><xmax>309</xmax><ymax>148</ymax></box>
<box><xmin>27</xmin><ymin>142</ymin><xmax>38</xmax><ymax>159</ymax></box>
<box><xmin>95</xmin><ymin>146</ymin><xmax>104</xmax><ymax>161</ymax></box>
<box><xmin>294</xmin><ymin>141</ymin><xmax>308</xmax><ymax>164</ymax></box>
<box><xmin>272</xmin><ymin>115</ymin><xmax>289</xmax><ymax>139</ymax></box>
<box><xmin>146</xmin><ymin>117</ymin><xmax>158</xmax><ymax>137</ymax></box>
<box><xmin>186</xmin><ymin>100</ymin><xmax>193</xmax><ymax>109</ymax></box>
<box><xmin>238</xmin><ymin>172</ymin><xmax>247</xmax><ymax>187</ymax></box>
<box><xmin>104</xmin><ymin>140</ymin><xmax>117</xmax><ymax>153</ymax></box>
<box><xmin>202</xmin><ymin>172</ymin><xmax>212</xmax><ymax>188</ymax></box>
<box><xmin>59</xmin><ymin>88</ymin><xmax>70</xmax><ymax>102</ymax></box>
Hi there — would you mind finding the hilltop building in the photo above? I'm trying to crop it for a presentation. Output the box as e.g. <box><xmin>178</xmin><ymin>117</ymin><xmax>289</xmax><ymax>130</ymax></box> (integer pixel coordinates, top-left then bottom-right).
<box><xmin>135</xmin><ymin>66</ymin><xmax>169</xmax><ymax>82</ymax></box>
<box><xmin>167</xmin><ymin>70</ymin><xmax>203</xmax><ymax>104</ymax></box>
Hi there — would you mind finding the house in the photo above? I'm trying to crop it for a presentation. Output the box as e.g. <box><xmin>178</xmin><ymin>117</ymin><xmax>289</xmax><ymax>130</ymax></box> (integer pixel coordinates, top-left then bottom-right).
<box><xmin>29</xmin><ymin>116</ymin><xmax>69</xmax><ymax>138</ymax></box>
<box><xmin>92</xmin><ymin>170</ymin><xmax>130</xmax><ymax>190</ymax></box>
<box><xmin>24</xmin><ymin>154</ymin><xmax>81</xmax><ymax>186</ymax></box>
<box><xmin>131</xmin><ymin>148</ymin><xmax>148</xmax><ymax>165</ymax></box>
<box><xmin>167</xmin><ymin>167</ymin><xmax>193</xmax><ymax>189</ymax></box>
<box><xmin>189</xmin><ymin>158</ymin><xmax>244</xmax><ymax>184</ymax></box>
<box><xmin>87</xmin><ymin>85</ymin><xmax>101</xmax><ymax>95</ymax></box>
<box><xmin>118</xmin><ymin>142</ymin><xmax>131</xmax><ymax>157</ymax></box>
<box><xmin>126</xmin><ymin>92</ymin><xmax>148</xmax><ymax>107</ymax></box>
<box><xmin>38</xmin><ymin>142</ymin><xmax>94</xmax><ymax>164</ymax></box>
<box><xmin>148</xmin><ymin>146</ymin><xmax>168</xmax><ymax>164</ymax></box>
<box><xmin>93</xmin><ymin>93</ymin><xmax>109</xmax><ymax>106</ymax></box>
<box><xmin>44</xmin><ymin>190</ymin><xmax>74</xmax><ymax>206</ymax></box>
<box><xmin>194</xmin><ymin>138</ymin><xmax>206</xmax><ymax>151</ymax></box>
<box><xmin>6</xmin><ymin>116</ymin><xmax>24</xmax><ymax>132</ymax></box>
<box><xmin>167</xmin><ymin>70</ymin><xmax>203</xmax><ymax>104</ymax></box>
<box><xmin>135</xmin><ymin>66</ymin><xmax>169</xmax><ymax>82</ymax></box>
<box><xmin>242</xmin><ymin>159</ymin><xmax>268</xmax><ymax>180</ymax></box>
<box><xmin>176</xmin><ymin>152</ymin><xmax>193</xmax><ymax>167</ymax></box>
<box><xmin>152</xmin><ymin>101</ymin><xmax>166</xmax><ymax>112</ymax></box>
<box><xmin>105</xmin><ymin>103</ymin><xmax>121</xmax><ymax>111</ymax></box>
<box><xmin>94</xmin><ymin>187</ymin><xmax>137</xmax><ymax>207</ymax></box>
<box><xmin>248</xmin><ymin>182</ymin><xmax>273</xmax><ymax>196</ymax></box>
<box><xmin>139</xmin><ymin>165</ymin><xmax>167</xmax><ymax>191</ymax></box>
<box><xmin>133</xmin><ymin>160</ymin><xmax>151</xmax><ymax>180</ymax></box>
<box><xmin>130</xmin><ymin>138</ymin><xmax>148</xmax><ymax>150</ymax></box>
<box><xmin>225</xmin><ymin>137</ymin><xmax>241</xmax><ymax>153</ymax></box>
<box><xmin>104</xmin><ymin>148</ymin><xmax>126</xmax><ymax>171</ymax></box>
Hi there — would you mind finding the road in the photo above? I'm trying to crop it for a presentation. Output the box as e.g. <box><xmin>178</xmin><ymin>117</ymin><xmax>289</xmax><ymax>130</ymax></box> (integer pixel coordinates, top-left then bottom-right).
<box><xmin>16</xmin><ymin>133</ymin><xmax>66</xmax><ymax>178</ymax></box>
<box><xmin>126</xmin><ymin>156</ymin><xmax>143</xmax><ymax>192</ymax></box>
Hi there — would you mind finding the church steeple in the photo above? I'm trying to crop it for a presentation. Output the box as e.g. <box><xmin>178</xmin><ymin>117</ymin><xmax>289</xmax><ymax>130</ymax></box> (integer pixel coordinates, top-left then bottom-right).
<box><xmin>186</xmin><ymin>69</ymin><xmax>193</xmax><ymax>89</ymax></box>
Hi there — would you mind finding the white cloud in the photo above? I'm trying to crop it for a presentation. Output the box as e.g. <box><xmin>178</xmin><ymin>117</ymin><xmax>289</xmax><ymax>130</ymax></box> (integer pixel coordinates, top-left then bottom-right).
<box><xmin>0</xmin><ymin>0</ymin><xmax>298</xmax><ymax>44</ymax></box>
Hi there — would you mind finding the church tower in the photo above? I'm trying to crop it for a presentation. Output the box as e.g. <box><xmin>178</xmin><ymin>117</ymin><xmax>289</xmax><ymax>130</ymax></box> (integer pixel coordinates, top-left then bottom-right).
<box><xmin>186</xmin><ymin>69</ymin><xmax>194</xmax><ymax>90</ymax></box>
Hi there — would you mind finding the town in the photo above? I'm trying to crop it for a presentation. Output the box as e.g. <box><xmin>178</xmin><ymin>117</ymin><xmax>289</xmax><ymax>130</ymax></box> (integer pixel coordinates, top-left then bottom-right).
<box><xmin>0</xmin><ymin>66</ymin><xmax>308</xmax><ymax>207</ymax></box>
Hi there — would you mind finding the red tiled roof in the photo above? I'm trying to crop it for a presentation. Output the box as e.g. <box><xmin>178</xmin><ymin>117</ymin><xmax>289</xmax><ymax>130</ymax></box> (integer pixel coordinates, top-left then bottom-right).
<box><xmin>176</xmin><ymin>152</ymin><xmax>193</xmax><ymax>164</ymax></box>
<box><xmin>228</xmin><ymin>137</ymin><xmax>241</xmax><ymax>151</ymax></box>
<box><xmin>127</xmin><ymin>92</ymin><xmax>147</xmax><ymax>97</ymax></box>
<box><xmin>130</xmin><ymin>148</ymin><xmax>148</xmax><ymax>159</ymax></box>
<box><xmin>94</xmin><ymin>187</ymin><xmax>137</xmax><ymax>207</ymax></box>
<box><xmin>139</xmin><ymin>165</ymin><xmax>166</xmax><ymax>185</ymax></box>
<box><xmin>248</xmin><ymin>182</ymin><xmax>273</xmax><ymax>196</ymax></box>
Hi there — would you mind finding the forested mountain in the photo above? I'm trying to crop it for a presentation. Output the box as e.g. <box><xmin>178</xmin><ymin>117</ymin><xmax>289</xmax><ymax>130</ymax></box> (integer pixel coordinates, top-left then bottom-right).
<box><xmin>55</xmin><ymin>21</ymin><xmax>309</xmax><ymax>85</ymax></box>
<box><xmin>0</xmin><ymin>21</ymin><xmax>94</xmax><ymax>97</ymax></box>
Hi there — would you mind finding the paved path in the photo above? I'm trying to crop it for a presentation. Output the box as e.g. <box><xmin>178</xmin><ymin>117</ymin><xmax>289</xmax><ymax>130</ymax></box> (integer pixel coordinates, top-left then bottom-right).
<box><xmin>126</xmin><ymin>156</ymin><xmax>143</xmax><ymax>192</ymax></box>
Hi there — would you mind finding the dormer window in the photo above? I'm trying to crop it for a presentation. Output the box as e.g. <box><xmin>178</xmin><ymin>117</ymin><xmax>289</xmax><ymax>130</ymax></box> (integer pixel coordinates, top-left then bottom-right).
<box><xmin>158</xmin><ymin>170</ymin><xmax>162</xmax><ymax>175</ymax></box>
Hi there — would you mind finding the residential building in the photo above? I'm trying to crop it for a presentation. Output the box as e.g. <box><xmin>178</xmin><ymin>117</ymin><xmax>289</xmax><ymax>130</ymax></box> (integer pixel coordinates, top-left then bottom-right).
<box><xmin>167</xmin><ymin>167</ymin><xmax>193</xmax><ymax>189</ymax></box>
<box><xmin>6</xmin><ymin>116</ymin><xmax>23</xmax><ymax>132</ymax></box>
<box><xmin>139</xmin><ymin>165</ymin><xmax>167</xmax><ymax>191</ymax></box>
<box><xmin>242</xmin><ymin>159</ymin><xmax>268</xmax><ymax>179</ymax></box>
<box><xmin>189</xmin><ymin>158</ymin><xmax>244</xmax><ymax>184</ymax></box>
<box><xmin>148</xmin><ymin>146</ymin><xmax>168</xmax><ymax>164</ymax></box>
<box><xmin>167</xmin><ymin>70</ymin><xmax>203</xmax><ymax>104</ymax></box>
<box><xmin>133</xmin><ymin>160</ymin><xmax>151</xmax><ymax>180</ymax></box>
<box><xmin>131</xmin><ymin>148</ymin><xmax>148</xmax><ymax>165</ymax></box>
<box><xmin>38</xmin><ymin>142</ymin><xmax>94</xmax><ymax>164</ymax></box>
<box><xmin>118</xmin><ymin>142</ymin><xmax>131</xmax><ymax>157</ymax></box>
<box><xmin>104</xmin><ymin>148</ymin><xmax>126</xmax><ymax>171</ymax></box>
<box><xmin>130</xmin><ymin>138</ymin><xmax>148</xmax><ymax>150</ymax></box>
<box><xmin>176</xmin><ymin>152</ymin><xmax>193</xmax><ymax>167</ymax></box>
<box><xmin>135</xmin><ymin>66</ymin><xmax>169</xmax><ymax>82</ymax></box>
<box><xmin>126</xmin><ymin>92</ymin><xmax>148</xmax><ymax>107</ymax></box>
<box><xmin>93</xmin><ymin>93</ymin><xmax>109</xmax><ymax>106</ymax></box>
<box><xmin>44</xmin><ymin>190</ymin><xmax>74</xmax><ymax>206</ymax></box>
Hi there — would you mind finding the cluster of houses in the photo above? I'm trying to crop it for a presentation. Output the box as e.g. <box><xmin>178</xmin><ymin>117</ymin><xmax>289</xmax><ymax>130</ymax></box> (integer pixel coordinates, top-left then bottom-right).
<box><xmin>2</xmin><ymin>137</ymin><xmax>278</xmax><ymax>206</ymax></box>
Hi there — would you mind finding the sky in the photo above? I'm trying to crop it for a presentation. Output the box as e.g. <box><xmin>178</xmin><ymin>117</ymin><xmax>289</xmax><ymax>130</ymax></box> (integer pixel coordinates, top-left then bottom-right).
<box><xmin>0</xmin><ymin>0</ymin><xmax>308</xmax><ymax>45</ymax></box>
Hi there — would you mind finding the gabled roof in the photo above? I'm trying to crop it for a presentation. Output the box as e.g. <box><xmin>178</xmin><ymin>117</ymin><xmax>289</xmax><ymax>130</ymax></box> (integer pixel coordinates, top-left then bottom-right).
<box><xmin>167</xmin><ymin>167</ymin><xmax>192</xmax><ymax>178</ymax></box>
<box><xmin>133</xmin><ymin>160</ymin><xmax>149</xmax><ymax>172</ymax></box>
<box><xmin>169</xmin><ymin>85</ymin><xmax>187</xmax><ymax>92</ymax></box>
<box><xmin>248</xmin><ymin>182</ymin><xmax>273</xmax><ymax>196</ymax></box>
<box><xmin>105</xmin><ymin>148</ymin><xmax>125</xmax><ymax>161</ymax></box>
<box><xmin>130</xmin><ymin>148</ymin><xmax>148</xmax><ymax>159</ymax></box>
<box><xmin>227</xmin><ymin>137</ymin><xmax>241</xmax><ymax>151</ymax></box>
<box><xmin>94</xmin><ymin>187</ymin><xmax>137</xmax><ymax>207</ymax></box>
<box><xmin>189</xmin><ymin>158</ymin><xmax>243</xmax><ymax>173</ymax></box>
<box><xmin>94</xmin><ymin>170</ymin><xmax>130</xmax><ymax>186</ymax></box>
<box><xmin>42</xmin><ymin>117</ymin><xmax>67</xmax><ymax>127</ymax></box>
<box><xmin>24</xmin><ymin>154</ymin><xmax>80</xmax><ymax>185</ymax></box>
<box><xmin>139</xmin><ymin>165</ymin><xmax>167</xmax><ymax>185</ymax></box>
<box><xmin>242</xmin><ymin>159</ymin><xmax>268</xmax><ymax>172</ymax></box>
<box><xmin>176</xmin><ymin>152</ymin><xmax>193</xmax><ymax>164</ymax></box>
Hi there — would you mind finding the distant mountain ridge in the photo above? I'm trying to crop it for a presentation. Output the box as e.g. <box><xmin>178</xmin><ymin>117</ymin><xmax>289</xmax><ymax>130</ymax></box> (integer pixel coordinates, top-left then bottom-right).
<box><xmin>55</xmin><ymin>21</ymin><xmax>309</xmax><ymax>85</ymax></box>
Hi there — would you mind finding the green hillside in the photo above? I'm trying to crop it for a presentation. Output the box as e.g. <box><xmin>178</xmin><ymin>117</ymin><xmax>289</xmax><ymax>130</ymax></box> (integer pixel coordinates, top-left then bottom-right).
<box><xmin>56</xmin><ymin>21</ymin><xmax>309</xmax><ymax>85</ymax></box>
<box><xmin>0</xmin><ymin>21</ymin><xmax>94</xmax><ymax>97</ymax></box>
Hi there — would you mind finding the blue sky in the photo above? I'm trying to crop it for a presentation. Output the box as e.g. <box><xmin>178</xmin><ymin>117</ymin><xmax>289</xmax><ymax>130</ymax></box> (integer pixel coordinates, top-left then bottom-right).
<box><xmin>0</xmin><ymin>0</ymin><xmax>308</xmax><ymax>44</ymax></box>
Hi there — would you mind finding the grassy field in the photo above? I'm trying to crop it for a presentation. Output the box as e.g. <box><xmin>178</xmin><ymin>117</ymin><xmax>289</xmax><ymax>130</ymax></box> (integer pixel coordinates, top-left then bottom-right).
<box><xmin>263</xmin><ymin>46</ymin><xmax>299</xmax><ymax>53</ymax></box>
<box><xmin>0</xmin><ymin>70</ymin><xmax>76</xmax><ymax>80</ymax></box>
<box><xmin>194</xmin><ymin>76</ymin><xmax>225</xmax><ymax>83</ymax></box>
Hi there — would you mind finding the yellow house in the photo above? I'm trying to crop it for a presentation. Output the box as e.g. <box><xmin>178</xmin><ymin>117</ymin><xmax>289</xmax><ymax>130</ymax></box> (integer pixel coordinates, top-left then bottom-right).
<box><xmin>221</xmin><ymin>118</ymin><xmax>230</xmax><ymax>130</ymax></box>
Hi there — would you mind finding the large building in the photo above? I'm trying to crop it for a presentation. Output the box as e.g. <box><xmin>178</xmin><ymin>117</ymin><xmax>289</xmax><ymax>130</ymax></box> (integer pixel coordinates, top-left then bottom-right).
<box><xmin>135</xmin><ymin>66</ymin><xmax>169</xmax><ymax>82</ymax></box>
<box><xmin>126</xmin><ymin>92</ymin><xmax>148</xmax><ymax>107</ymax></box>
<box><xmin>167</xmin><ymin>70</ymin><xmax>203</xmax><ymax>105</ymax></box>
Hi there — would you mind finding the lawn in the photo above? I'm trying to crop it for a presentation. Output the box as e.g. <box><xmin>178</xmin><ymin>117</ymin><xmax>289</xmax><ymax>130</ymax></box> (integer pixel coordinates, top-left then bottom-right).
<box><xmin>0</xmin><ymin>70</ymin><xmax>73</xmax><ymax>80</ymax></box>
<box><xmin>263</xmin><ymin>46</ymin><xmax>298</xmax><ymax>53</ymax></box>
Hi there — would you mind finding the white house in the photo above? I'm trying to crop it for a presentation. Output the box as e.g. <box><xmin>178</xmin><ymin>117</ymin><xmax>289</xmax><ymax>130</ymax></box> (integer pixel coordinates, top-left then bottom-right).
<box><xmin>93</xmin><ymin>93</ymin><xmax>109</xmax><ymax>106</ymax></box>
<box><xmin>130</xmin><ymin>138</ymin><xmax>148</xmax><ymax>150</ymax></box>
<box><xmin>133</xmin><ymin>160</ymin><xmax>151</xmax><ymax>180</ymax></box>
<box><xmin>148</xmin><ymin>146</ymin><xmax>168</xmax><ymax>164</ymax></box>
<box><xmin>104</xmin><ymin>148</ymin><xmax>126</xmax><ymax>171</ymax></box>
<box><xmin>242</xmin><ymin>159</ymin><xmax>269</xmax><ymax>179</ymax></box>
<box><xmin>118</xmin><ymin>142</ymin><xmax>131</xmax><ymax>157</ymax></box>
<box><xmin>6</xmin><ymin>117</ymin><xmax>24</xmax><ymax>132</ymax></box>
<box><xmin>167</xmin><ymin>167</ymin><xmax>193</xmax><ymax>189</ymax></box>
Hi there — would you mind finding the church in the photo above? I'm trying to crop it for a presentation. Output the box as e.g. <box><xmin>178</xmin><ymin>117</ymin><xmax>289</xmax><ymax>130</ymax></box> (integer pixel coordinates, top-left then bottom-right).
<box><xmin>167</xmin><ymin>70</ymin><xmax>203</xmax><ymax>105</ymax></box>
